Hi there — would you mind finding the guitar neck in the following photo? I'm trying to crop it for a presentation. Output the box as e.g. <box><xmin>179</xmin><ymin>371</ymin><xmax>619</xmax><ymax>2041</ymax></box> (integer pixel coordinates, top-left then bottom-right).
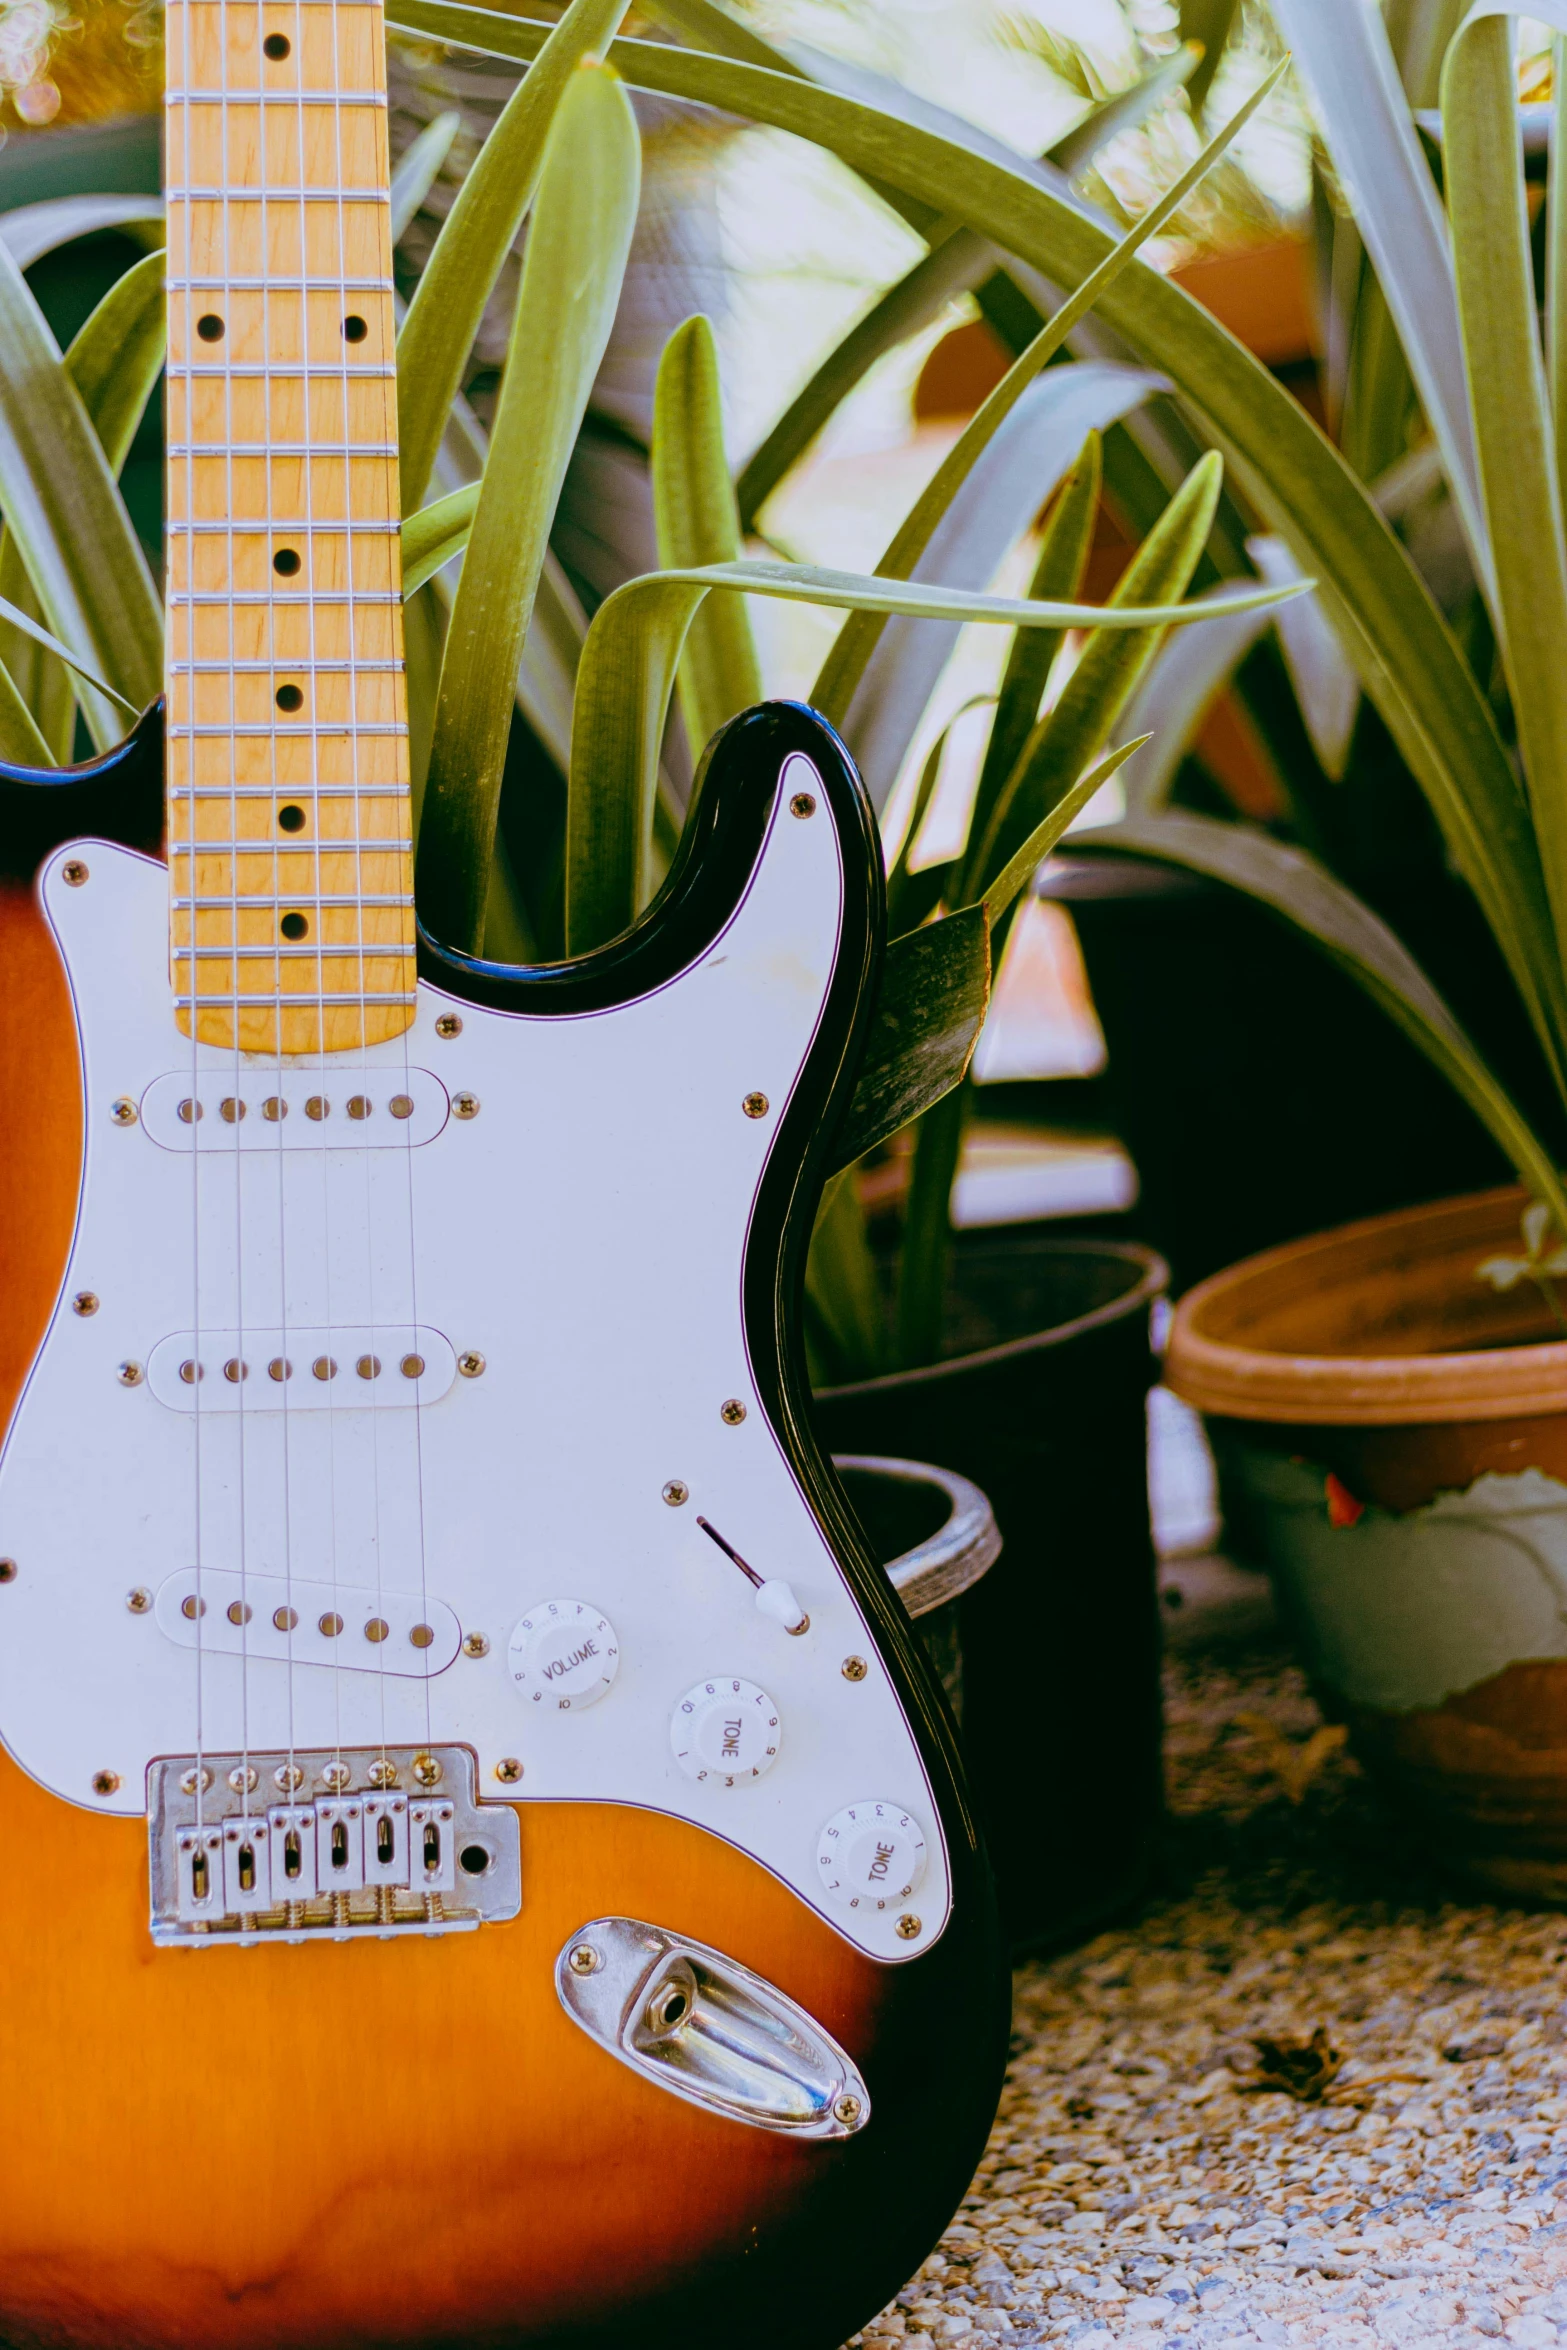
<box><xmin>164</xmin><ymin>0</ymin><xmax>415</xmax><ymax>1057</ymax></box>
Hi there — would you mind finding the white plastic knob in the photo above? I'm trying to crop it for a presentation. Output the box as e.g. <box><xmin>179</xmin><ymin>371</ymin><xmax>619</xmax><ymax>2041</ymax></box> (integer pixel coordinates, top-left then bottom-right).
<box><xmin>754</xmin><ymin>1577</ymin><xmax>809</xmax><ymax>1634</ymax></box>
<box><xmin>508</xmin><ymin>1599</ymin><xmax>619</xmax><ymax>1711</ymax></box>
<box><xmin>815</xmin><ymin>1801</ymin><xmax>927</xmax><ymax>1911</ymax></box>
<box><xmin>670</xmin><ymin>1677</ymin><xmax>782</xmax><ymax>1787</ymax></box>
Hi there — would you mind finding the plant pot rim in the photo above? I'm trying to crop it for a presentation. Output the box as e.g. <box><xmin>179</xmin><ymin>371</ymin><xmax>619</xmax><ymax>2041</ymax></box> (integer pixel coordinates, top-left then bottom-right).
<box><xmin>1168</xmin><ymin>1185</ymin><xmax>1567</xmax><ymax>1426</ymax></box>
<box><xmin>816</xmin><ymin>1237</ymin><xmax>1167</xmax><ymax>1402</ymax></box>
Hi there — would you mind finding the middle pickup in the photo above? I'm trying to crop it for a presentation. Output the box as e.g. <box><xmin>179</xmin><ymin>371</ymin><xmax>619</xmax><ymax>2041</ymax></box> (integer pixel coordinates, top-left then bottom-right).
<box><xmin>155</xmin><ymin>1567</ymin><xmax>462</xmax><ymax>1676</ymax></box>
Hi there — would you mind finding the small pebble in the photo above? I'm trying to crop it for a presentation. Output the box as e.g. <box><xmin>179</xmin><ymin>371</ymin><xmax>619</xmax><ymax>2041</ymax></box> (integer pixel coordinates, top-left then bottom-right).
<box><xmin>845</xmin><ymin>1629</ymin><xmax>1567</xmax><ymax>2350</ymax></box>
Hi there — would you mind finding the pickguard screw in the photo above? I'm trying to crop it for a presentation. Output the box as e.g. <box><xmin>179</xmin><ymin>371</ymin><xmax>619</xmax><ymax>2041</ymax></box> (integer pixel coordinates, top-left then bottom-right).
<box><xmin>434</xmin><ymin>1012</ymin><xmax>462</xmax><ymax>1039</ymax></box>
<box><xmin>110</xmin><ymin>1097</ymin><xmax>137</xmax><ymax>1126</ymax></box>
<box><xmin>452</xmin><ymin>1091</ymin><xmax>480</xmax><ymax>1120</ymax></box>
<box><xmin>495</xmin><ymin>1756</ymin><xmax>523</xmax><ymax>1784</ymax></box>
<box><xmin>62</xmin><ymin>860</ymin><xmax>89</xmax><ymax>887</ymax></box>
<box><xmin>91</xmin><ymin>1769</ymin><xmax>119</xmax><ymax>1795</ymax></box>
<box><xmin>367</xmin><ymin>1759</ymin><xmax>399</xmax><ymax>1789</ymax></box>
<box><xmin>126</xmin><ymin>1587</ymin><xmax>152</xmax><ymax>1613</ymax></box>
<box><xmin>463</xmin><ymin>1631</ymin><xmax>490</xmax><ymax>1659</ymax></box>
<box><xmin>73</xmin><ymin>1291</ymin><xmax>99</xmax><ymax>1317</ymax></box>
<box><xmin>568</xmin><ymin>1943</ymin><xmax>600</xmax><ymax>1975</ymax></box>
<box><xmin>458</xmin><ymin>1350</ymin><xmax>486</xmax><ymax>1378</ymax></box>
<box><xmin>229</xmin><ymin>1765</ymin><xmax>258</xmax><ymax>1793</ymax></box>
<box><xmin>833</xmin><ymin>2092</ymin><xmax>863</xmax><ymax>2125</ymax></box>
<box><xmin>117</xmin><ymin>1361</ymin><xmax>143</xmax><ymax>1387</ymax></box>
<box><xmin>411</xmin><ymin>1752</ymin><xmax>442</xmax><ymax>1788</ymax></box>
<box><xmin>662</xmin><ymin>1480</ymin><xmax>689</xmax><ymax>1507</ymax></box>
<box><xmin>720</xmin><ymin>1399</ymin><xmax>747</xmax><ymax>1425</ymax></box>
<box><xmin>896</xmin><ymin>1914</ymin><xmax>921</xmax><ymax>1940</ymax></box>
<box><xmin>0</xmin><ymin>1560</ymin><xmax>16</xmax><ymax>1584</ymax></box>
<box><xmin>743</xmin><ymin>1092</ymin><xmax>769</xmax><ymax>1119</ymax></box>
<box><xmin>790</xmin><ymin>792</ymin><xmax>816</xmax><ymax>819</ymax></box>
<box><xmin>842</xmin><ymin>1655</ymin><xmax>868</xmax><ymax>1682</ymax></box>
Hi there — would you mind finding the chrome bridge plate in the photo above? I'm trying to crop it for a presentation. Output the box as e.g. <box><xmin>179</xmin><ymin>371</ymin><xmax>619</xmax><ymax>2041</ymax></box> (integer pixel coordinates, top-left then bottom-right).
<box><xmin>147</xmin><ymin>1745</ymin><xmax>520</xmax><ymax>1948</ymax></box>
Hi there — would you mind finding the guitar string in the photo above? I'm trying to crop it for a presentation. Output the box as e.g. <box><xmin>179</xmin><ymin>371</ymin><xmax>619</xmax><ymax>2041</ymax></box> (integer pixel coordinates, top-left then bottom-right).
<box><xmin>176</xmin><ymin>0</ymin><xmax>209</xmax><ymax>1844</ymax></box>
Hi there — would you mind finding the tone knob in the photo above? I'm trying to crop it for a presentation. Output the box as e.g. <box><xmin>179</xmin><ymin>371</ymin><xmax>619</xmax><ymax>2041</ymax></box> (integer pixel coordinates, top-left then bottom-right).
<box><xmin>816</xmin><ymin>1801</ymin><xmax>927</xmax><ymax>1911</ymax></box>
<box><xmin>670</xmin><ymin>1677</ymin><xmax>781</xmax><ymax>1786</ymax></box>
<box><xmin>508</xmin><ymin>1599</ymin><xmax>619</xmax><ymax>1710</ymax></box>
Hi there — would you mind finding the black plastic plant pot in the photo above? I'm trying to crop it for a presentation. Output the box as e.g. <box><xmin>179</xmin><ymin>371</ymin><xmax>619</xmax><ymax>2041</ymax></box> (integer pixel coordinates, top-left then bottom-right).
<box><xmin>815</xmin><ymin>1237</ymin><xmax>1168</xmax><ymax>1956</ymax></box>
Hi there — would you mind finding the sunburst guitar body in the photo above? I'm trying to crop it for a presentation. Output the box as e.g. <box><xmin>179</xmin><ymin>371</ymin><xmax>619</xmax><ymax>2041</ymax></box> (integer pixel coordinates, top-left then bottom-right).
<box><xmin>0</xmin><ymin>0</ymin><xmax>1007</xmax><ymax>2341</ymax></box>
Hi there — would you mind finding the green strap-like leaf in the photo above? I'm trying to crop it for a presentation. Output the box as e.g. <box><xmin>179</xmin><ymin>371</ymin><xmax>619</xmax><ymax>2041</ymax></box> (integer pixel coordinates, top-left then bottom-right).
<box><xmin>650</xmin><ymin>315</ymin><xmax>763</xmax><ymax>768</ymax></box>
<box><xmin>1074</xmin><ymin>809</ymin><xmax>1567</xmax><ymax>1230</ymax></box>
<box><xmin>402</xmin><ymin>483</ymin><xmax>480</xmax><ymax>598</ymax></box>
<box><xmin>390</xmin><ymin>108</ymin><xmax>461</xmax><ymax>243</ymax></box>
<box><xmin>0</xmin><ymin>242</ymin><xmax>165</xmax><ymax>756</ymax></box>
<box><xmin>828</xmin><ymin>905</ymin><xmax>992</xmax><ymax>1175</ymax></box>
<box><xmin>1180</xmin><ymin>0</ymin><xmax>1243</xmax><ymax>117</ymax></box>
<box><xmin>734</xmin><ymin>48</ymin><xmax>1197</xmax><ymax>531</ymax></box>
<box><xmin>0</xmin><ymin>650</ymin><xmax>53</xmax><ymax>766</ymax></box>
<box><xmin>1549</xmin><ymin>34</ymin><xmax>1567</xmax><ymax>497</ymax></box>
<box><xmin>963</xmin><ymin>431</ymin><xmax>1100</xmax><ymax>902</ymax></box>
<box><xmin>0</xmin><ymin>589</ymin><xmax>138</xmax><ymax>713</ymax></box>
<box><xmin>978</xmin><ymin>737</ymin><xmax>1151</xmax><ymax>928</ymax></box>
<box><xmin>565</xmin><ymin>554</ymin><xmax>1308</xmax><ymax>952</ymax></box>
<box><xmin>386</xmin><ymin>2</ymin><xmax>1567</xmax><ymax>1091</ymax></box>
<box><xmin>966</xmin><ymin>454</ymin><xmax>1223</xmax><ymax>896</ymax></box>
<box><xmin>397</xmin><ymin>0</ymin><xmax>634</xmax><ymax>514</ymax></box>
<box><xmin>0</xmin><ymin>241</ymin><xmax>160</xmax><ymax>748</ymax></box>
<box><xmin>1444</xmin><ymin>6</ymin><xmax>1567</xmax><ymax>998</ymax></box>
<box><xmin>808</xmin><ymin>56</ymin><xmax>1289</xmax><ymax>730</ymax></box>
<box><xmin>419</xmin><ymin>59</ymin><xmax>642</xmax><ymax>955</ymax></box>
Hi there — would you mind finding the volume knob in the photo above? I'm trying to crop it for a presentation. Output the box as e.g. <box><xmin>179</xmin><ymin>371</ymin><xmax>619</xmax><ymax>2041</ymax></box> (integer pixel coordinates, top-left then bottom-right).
<box><xmin>508</xmin><ymin>1599</ymin><xmax>619</xmax><ymax>1710</ymax></box>
<box><xmin>670</xmin><ymin>1677</ymin><xmax>781</xmax><ymax>1787</ymax></box>
<box><xmin>816</xmin><ymin>1801</ymin><xmax>926</xmax><ymax>1911</ymax></box>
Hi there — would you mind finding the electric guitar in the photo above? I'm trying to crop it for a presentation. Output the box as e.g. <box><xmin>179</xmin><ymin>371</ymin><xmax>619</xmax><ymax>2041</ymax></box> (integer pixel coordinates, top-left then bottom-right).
<box><xmin>0</xmin><ymin>3</ymin><xmax>1007</xmax><ymax>2343</ymax></box>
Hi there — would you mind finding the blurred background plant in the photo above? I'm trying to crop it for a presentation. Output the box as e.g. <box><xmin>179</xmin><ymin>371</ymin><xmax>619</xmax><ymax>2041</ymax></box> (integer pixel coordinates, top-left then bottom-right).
<box><xmin>12</xmin><ymin>0</ymin><xmax>1566</xmax><ymax>1405</ymax></box>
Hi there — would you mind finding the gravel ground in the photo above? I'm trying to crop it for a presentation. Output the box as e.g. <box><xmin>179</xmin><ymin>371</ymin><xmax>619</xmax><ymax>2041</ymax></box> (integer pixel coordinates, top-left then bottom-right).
<box><xmin>851</xmin><ymin>1564</ymin><xmax>1567</xmax><ymax>2349</ymax></box>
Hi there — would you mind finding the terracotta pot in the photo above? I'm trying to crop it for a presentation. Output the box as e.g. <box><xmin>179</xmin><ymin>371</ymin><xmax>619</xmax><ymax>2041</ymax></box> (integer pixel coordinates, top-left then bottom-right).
<box><xmin>1168</xmin><ymin>1187</ymin><xmax>1567</xmax><ymax>1898</ymax></box>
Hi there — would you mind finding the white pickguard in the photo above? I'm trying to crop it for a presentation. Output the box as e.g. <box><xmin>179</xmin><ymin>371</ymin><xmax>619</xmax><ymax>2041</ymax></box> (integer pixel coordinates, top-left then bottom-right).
<box><xmin>0</xmin><ymin>756</ymin><xmax>950</xmax><ymax>1962</ymax></box>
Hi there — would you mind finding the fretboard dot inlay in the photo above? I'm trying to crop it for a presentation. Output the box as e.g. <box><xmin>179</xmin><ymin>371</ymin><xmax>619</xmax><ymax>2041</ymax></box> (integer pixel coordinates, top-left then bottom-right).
<box><xmin>279</xmin><ymin>911</ymin><xmax>310</xmax><ymax>941</ymax></box>
<box><xmin>196</xmin><ymin>312</ymin><xmax>225</xmax><ymax>342</ymax></box>
<box><xmin>342</xmin><ymin>313</ymin><xmax>368</xmax><ymax>343</ymax></box>
<box><xmin>262</xmin><ymin>31</ymin><xmax>291</xmax><ymax>58</ymax></box>
<box><xmin>276</xmin><ymin>804</ymin><xmax>307</xmax><ymax>833</ymax></box>
<box><xmin>272</xmin><ymin>547</ymin><xmax>301</xmax><ymax>577</ymax></box>
<box><xmin>275</xmin><ymin>683</ymin><xmax>304</xmax><ymax>712</ymax></box>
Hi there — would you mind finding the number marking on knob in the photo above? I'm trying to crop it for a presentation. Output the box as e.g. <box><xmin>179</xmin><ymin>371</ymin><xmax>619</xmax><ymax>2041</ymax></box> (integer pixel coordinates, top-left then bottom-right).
<box><xmin>508</xmin><ymin>1600</ymin><xmax>619</xmax><ymax>1711</ymax></box>
<box><xmin>815</xmin><ymin>1801</ymin><xmax>927</xmax><ymax>1911</ymax></box>
<box><xmin>670</xmin><ymin>1678</ymin><xmax>781</xmax><ymax>1787</ymax></box>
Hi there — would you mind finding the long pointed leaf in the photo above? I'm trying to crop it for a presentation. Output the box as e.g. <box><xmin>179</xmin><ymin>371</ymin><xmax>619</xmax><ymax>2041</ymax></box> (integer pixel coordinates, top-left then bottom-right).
<box><xmin>810</xmin><ymin>56</ymin><xmax>1290</xmax><ymax>733</ymax></box>
<box><xmin>1446</xmin><ymin>3</ymin><xmax>1567</xmax><ymax>987</ymax></box>
<box><xmin>978</xmin><ymin>737</ymin><xmax>1151</xmax><ymax>926</ymax></box>
<box><xmin>565</xmin><ymin>554</ymin><xmax>1308</xmax><ymax>951</ymax></box>
<box><xmin>402</xmin><ymin>484</ymin><xmax>480</xmax><ymax>597</ymax></box>
<box><xmin>965</xmin><ymin>454</ymin><xmax>1224</xmax><ymax>896</ymax></box>
<box><xmin>0</xmin><ymin>241</ymin><xmax>160</xmax><ymax>746</ymax></box>
<box><xmin>828</xmin><ymin>906</ymin><xmax>992</xmax><ymax>1174</ymax></box>
<box><xmin>0</xmin><ymin>652</ymin><xmax>53</xmax><ymax>765</ymax></box>
<box><xmin>397</xmin><ymin>0</ymin><xmax>634</xmax><ymax>514</ymax></box>
<box><xmin>0</xmin><ymin>590</ymin><xmax>138</xmax><ymax>712</ymax></box>
<box><xmin>391</xmin><ymin>109</ymin><xmax>461</xmax><ymax>243</ymax></box>
<box><xmin>420</xmin><ymin>59</ymin><xmax>641</xmax><ymax>954</ymax></box>
<box><xmin>1075</xmin><ymin>808</ymin><xmax>1567</xmax><ymax>1228</ymax></box>
<box><xmin>385</xmin><ymin>4</ymin><xmax>1567</xmax><ymax>1089</ymax></box>
<box><xmin>651</xmin><ymin>315</ymin><xmax>762</xmax><ymax>767</ymax></box>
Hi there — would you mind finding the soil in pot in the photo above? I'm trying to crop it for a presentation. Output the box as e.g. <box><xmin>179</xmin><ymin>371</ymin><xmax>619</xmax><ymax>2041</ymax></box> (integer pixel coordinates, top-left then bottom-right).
<box><xmin>814</xmin><ymin>1236</ymin><xmax>1167</xmax><ymax>1955</ymax></box>
<box><xmin>1168</xmin><ymin>1186</ymin><xmax>1567</xmax><ymax>1900</ymax></box>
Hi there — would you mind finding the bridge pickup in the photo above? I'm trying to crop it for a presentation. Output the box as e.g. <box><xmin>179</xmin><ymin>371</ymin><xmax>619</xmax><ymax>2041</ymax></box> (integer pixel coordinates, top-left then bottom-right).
<box><xmin>139</xmin><ymin>1069</ymin><xmax>449</xmax><ymax>1151</ymax></box>
<box><xmin>148</xmin><ymin>1746</ymin><xmax>519</xmax><ymax>1947</ymax></box>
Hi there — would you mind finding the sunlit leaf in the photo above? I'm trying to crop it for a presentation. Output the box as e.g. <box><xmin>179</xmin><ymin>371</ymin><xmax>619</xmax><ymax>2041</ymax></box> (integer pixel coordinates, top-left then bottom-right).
<box><xmin>402</xmin><ymin>483</ymin><xmax>480</xmax><ymax>597</ymax></box>
<box><xmin>390</xmin><ymin>108</ymin><xmax>460</xmax><ymax>243</ymax></box>
<box><xmin>651</xmin><ymin>314</ymin><xmax>762</xmax><ymax>768</ymax></box>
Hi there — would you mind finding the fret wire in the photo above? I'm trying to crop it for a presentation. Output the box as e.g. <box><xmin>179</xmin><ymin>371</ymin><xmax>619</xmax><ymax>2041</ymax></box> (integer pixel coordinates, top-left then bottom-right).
<box><xmin>170</xmin><ymin>782</ymin><xmax>410</xmax><ymax>795</ymax></box>
<box><xmin>166</xmin><ymin>364</ymin><xmax>398</xmax><ymax>378</ymax></box>
<box><xmin>171</xmin><ymin>839</ymin><xmax>410</xmax><ymax>850</ymax></box>
<box><xmin>168</xmin><ymin>89</ymin><xmax>388</xmax><ymax>103</ymax></box>
<box><xmin>172</xmin><ymin>893</ymin><xmax>409</xmax><ymax>908</ymax></box>
<box><xmin>181</xmin><ymin>723</ymin><xmax>406</xmax><ymax>736</ymax></box>
<box><xmin>171</xmin><ymin>659</ymin><xmax>403</xmax><ymax>671</ymax></box>
<box><xmin>168</xmin><ymin>591</ymin><xmax>402</xmax><ymax>604</ymax></box>
<box><xmin>172</xmin><ymin>520</ymin><xmax>402</xmax><ymax>533</ymax></box>
<box><xmin>165</xmin><ymin>277</ymin><xmax>395</xmax><ymax>291</ymax></box>
<box><xmin>175</xmin><ymin>947</ymin><xmax>416</xmax><ymax>960</ymax></box>
<box><xmin>169</xmin><ymin>443</ymin><xmax>399</xmax><ymax>455</ymax></box>
<box><xmin>173</xmin><ymin>994</ymin><xmax>417</xmax><ymax>1007</ymax></box>
<box><xmin>176</xmin><ymin>184</ymin><xmax>391</xmax><ymax>199</ymax></box>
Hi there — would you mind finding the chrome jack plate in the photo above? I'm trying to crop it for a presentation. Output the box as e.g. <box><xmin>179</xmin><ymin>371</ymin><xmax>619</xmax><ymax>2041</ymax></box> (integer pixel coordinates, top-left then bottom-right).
<box><xmin>556</xmin><ymin>1916</ymin><xmax>870</xmax><ymax>2139</ymax></box>
<box><xmin>147</xmin><ymin>1745</ymin><xmax>520</xmax><ymax>1947</ymax></box>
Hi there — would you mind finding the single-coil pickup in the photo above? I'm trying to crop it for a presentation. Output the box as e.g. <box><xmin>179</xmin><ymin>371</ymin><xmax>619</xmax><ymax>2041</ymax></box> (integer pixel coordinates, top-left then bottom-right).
<box><xmin>155</xmin><ymin>1567</ymin><xmax>462</xmax><ymax>1676</ymax></box>
<box><xmin>146</xmin><ymin>1326</ymin><xmax>455</xmax><ymax>1411</ymax></box>
<box><xmin>139</xmin><ymin>1068</ymin><xmax>448</xmax><ymax>1152</ymax></box>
